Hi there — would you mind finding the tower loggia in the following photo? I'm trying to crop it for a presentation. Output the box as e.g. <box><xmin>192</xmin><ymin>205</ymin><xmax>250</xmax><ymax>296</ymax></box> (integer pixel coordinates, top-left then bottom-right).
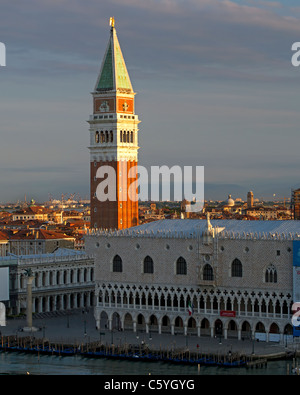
<box><xmin>88</xmin><ymin>18</ymin><xmax>140</xmax><ymax>230</ymax></box>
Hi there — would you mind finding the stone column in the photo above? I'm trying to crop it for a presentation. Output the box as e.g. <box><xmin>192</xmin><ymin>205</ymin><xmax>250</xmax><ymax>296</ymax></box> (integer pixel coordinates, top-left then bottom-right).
<box><xmin>224</xmin><ymin>327</ymin><xmax>228</xmax><ymax>340</ymax></box>
<box><xmin>23</xmin><ymin>273</ymin><xmax>38</xmax><ymax>332</ymax></box>
<box><xmin>184</xmin><ymin>324</ymin><xmax>187</xmax><ymax>336</ymax></box>
<box><xmin>26</xmin><ymin>276</ymin><xmax>34</xmax><ymax>328</ymax></box>
<box><xmin>0</xmin><ymin>302</ymin><xmax>6</xmax><ymax>326</ymax></box>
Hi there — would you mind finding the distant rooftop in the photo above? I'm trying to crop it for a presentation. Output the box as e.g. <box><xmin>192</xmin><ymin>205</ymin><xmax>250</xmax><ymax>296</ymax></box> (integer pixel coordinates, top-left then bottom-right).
<box><xmin>9</xmin><ymin>229</ymin><xmax>74</xmax><ymax>240</ymax></box>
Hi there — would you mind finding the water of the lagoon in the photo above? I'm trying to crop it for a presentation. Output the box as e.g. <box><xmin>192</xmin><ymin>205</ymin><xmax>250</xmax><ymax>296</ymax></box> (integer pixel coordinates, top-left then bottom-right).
<box><xmin>0</xmin><ymin>351</ymin><xmax>293</xmax><ymax>375</ymax></box>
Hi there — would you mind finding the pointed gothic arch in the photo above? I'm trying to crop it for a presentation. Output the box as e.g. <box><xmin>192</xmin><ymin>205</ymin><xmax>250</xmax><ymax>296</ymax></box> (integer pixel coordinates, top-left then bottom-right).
<box><xmin>112</xmin><ymin>255</ymin><xmax>122</xmax><ymax>272</ymax></box>
<box><xmin>203</xmin><ymin>264</ymin><xmax>214</xmax><ymax>281</ymax></box>
<box><xmin>231</xmin><ymin>258</ymin><xmax>243</xmax><ymax>277</ymax></box>
<box><xmin>143</xmin><ymin>255</ymin><xmax>154</xmax><ymax>274</ymax></box>
<box><xmin>176</xmin><ymin>256</ymin><xmax>187</xmax><ymax>275</ymax></box>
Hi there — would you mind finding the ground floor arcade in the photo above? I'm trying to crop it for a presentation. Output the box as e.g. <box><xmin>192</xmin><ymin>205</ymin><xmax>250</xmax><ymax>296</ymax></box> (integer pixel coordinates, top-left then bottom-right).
<box><xmin>95</xmin><ymin>308</ymin><xmax>294</xmax><ymax>344</ymax></box>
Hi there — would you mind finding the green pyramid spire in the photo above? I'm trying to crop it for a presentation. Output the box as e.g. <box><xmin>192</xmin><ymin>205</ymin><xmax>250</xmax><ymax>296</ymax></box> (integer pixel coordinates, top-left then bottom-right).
<box><xmin>97</xmin><ymin>40</ymin><xmax>113</xmax><ymax>91</ymax></box>
<box><xmin>95</xmin><ymin>20</ymin><xmax>133</xmax><ymax>93</ymax></box>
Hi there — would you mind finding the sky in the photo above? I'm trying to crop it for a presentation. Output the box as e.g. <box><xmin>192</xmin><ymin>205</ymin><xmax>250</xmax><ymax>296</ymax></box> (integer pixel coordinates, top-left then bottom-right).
<box><xmin>1</xmin><ymin>0</ymin><xmax>300</xmax><ymax>203</ymax></box>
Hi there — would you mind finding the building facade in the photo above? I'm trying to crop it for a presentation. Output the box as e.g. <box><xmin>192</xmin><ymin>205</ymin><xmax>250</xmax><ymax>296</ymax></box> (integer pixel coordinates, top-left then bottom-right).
<box><xmin>12</xmin><ymin>205</ymin><xmax>59</xmax><ymax>222</ymax></box>
<box><xmin>1</xmin><ymin>248</ymin><xmax>94</xmax><ymax>316</ymax></box>
<box><xmin>88</xmin><ymin>18</ymin><xmax>140</xmax><ymax>230</ymax></box>
<box><xmin>85</xmin><ymin>218</ymin><xmax>300</xmax><ymax>343</ymax></box>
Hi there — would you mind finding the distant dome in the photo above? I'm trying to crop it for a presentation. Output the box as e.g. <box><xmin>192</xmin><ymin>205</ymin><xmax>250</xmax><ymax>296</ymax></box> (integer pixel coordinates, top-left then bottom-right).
<box><xmin>226</xmin><ymin>195</ymin><xmax>235</xmax><ymax>207</ymax></box>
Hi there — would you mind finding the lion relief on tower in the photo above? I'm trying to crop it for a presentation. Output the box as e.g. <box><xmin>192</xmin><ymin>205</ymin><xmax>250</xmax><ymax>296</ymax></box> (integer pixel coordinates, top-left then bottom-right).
<box><xmin>99</xmin><ymin>100</ymin><xmax>110</xmax><ymax>112</ymax></box>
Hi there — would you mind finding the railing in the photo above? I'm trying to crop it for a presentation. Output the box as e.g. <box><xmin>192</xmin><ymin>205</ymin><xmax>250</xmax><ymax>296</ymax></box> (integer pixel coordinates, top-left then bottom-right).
<box><xmin>16</xmin><ymin>281</ymin><xmax>95</xmax><ymax>294</ymax></box>
<box><xmin>16</xmin><ymin>254</ymin><xmax>94</xmax><ymax>265</ymax></box>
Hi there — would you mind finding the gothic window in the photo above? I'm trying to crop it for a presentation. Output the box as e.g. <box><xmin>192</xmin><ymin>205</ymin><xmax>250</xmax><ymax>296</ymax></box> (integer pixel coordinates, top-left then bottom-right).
<box><xmin>120</xmin><ymin>131</ymin><xmax>123</xmax><ymax>142</ymax></box>
<box><xmin>231</xmin><ymin>258</ymin><xmax>243</xmax><ymax>277</ymax></box>
<box><xmin>176</xmin><ymin>257</ymin><xmax>187</xmax><ymax>275</ymax></box>
<box><xmin>265</xmin><ymin>265</ymin><xmax>277</xmax><ymax>283</ymax></box>
<box><xmin>100</xmin><ymin>131</ymin><xmax>104</xmax><ymax>143</ymax></box>
<box><xmin>105</xmin><ymin>130</ymin><xmax>109</xmax><ymax>143</ymax></box>
<box><xmin>127</xmin><ymin>131</ymin><xmax>130</xmax><ymax>143</ymax></box>
<box><xmin>143</xmin><ymin>256</ymin><xmax>154</xmax><ymax>274</ymax></box>
<box><xmin>130</xmin><ymin>131</ymin><xmax>133</xmax><ymax>143</ymax></box>
<box><xmin>203</xmin><ymin>264</ymin><xmax>214</xmax><ymax>281</ymax></box>
<box><xmin>95</xmin><ymin>131</ymin><xmax>99</xmax><ymax>143</ymax></box>
<box><xmin>110</xmin><ymin>130</ymin><xmax>113</xmax><ymax>142</ymax></box>
<box><xmin>113</xmin><ymin>255</ymin><xmax>123</xmax><ymax>272</ymax></box>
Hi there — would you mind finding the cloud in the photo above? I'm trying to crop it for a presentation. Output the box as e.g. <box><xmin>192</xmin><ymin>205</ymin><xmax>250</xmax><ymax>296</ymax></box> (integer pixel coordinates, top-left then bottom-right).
<box><xmin>1</xmin><ymin>0</ymin><xmax>299</xmax><ymax>93</ymax></box>
<box><xmin>1</xmin><ymin>0</ymin><xmax>300</xmax><ymax>201</ymax></box>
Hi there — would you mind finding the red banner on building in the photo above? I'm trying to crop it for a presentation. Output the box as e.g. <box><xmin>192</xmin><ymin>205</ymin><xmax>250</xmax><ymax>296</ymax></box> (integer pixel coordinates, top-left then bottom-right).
<box><xmin>220</xmin><ymin>310</ymin><xmax>236</xmax><ymax>317</ymax></box>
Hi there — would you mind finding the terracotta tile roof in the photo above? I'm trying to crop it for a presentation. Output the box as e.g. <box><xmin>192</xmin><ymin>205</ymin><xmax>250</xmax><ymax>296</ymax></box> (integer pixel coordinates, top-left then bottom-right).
<box><xmin>14</xmin><ymin>205</ymin><xmax>54</xmax><ymax>215</ymax></box>
<box><xmin>0</xmin><ymin>230</ymin><xmax>9</xmax><ymax>241</ymax></box>
<box><xmin>9</xmin><ymin>229</ymin><xmax>74</xmax><ymax>240</ymax></box>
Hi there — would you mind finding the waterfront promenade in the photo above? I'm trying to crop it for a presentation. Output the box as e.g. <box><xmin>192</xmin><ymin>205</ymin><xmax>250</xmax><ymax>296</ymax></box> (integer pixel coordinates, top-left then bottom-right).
<box><xmin>1</xmin><ymin>309</ymin><xmax>298</xmax><ymax>360</ymax></box>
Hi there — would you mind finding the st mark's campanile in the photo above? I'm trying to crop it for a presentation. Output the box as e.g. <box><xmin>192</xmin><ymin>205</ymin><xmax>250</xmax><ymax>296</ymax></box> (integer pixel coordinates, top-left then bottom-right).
<box><xmin>88</xmin><ymin>18</ymin><xmax>140</xmax><ymax>230</ymax></box>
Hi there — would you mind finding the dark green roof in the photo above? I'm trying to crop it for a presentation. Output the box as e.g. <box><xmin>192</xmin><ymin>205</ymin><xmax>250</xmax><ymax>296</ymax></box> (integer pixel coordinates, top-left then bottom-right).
<box><xmin>97</xmin><ymin>41</ymin><xmax>113</xmax><ymax>90</ymax></box>
<box><xmin>95</xmin><ymin>27</ymin><xmax>133</xmax><ymax>92</ymax></box>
